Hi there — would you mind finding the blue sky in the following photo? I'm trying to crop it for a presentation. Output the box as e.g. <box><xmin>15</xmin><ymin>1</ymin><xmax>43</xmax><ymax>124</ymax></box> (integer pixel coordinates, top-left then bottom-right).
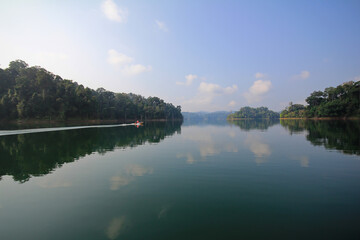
<box><xmin>0</xmin><ymin>0</ymin><xmax>359</xmax><ymax>112</ymax></box>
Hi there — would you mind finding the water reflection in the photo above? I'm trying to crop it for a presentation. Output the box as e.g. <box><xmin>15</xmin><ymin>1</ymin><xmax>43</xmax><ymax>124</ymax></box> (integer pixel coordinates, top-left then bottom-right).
<box><xmin>158</xmin><ymin>204</ymin><xmax>171</xmax><ymax>219</ymax></box>
<box><xmin>292</xmin><ymin>156</ymin><xmax>310</xmax><ymax>167</ymax></box>
<box><xmin>228</xmin><ymin>118</ymin><xmax>279</xmax><ymax>131</ymax></box>
<box><xmin>110</xmin><ymin>164</ymin><xmax>154</xmax><ymax>190</ymax></box>
<box><xmin>0</xmin><ymin>122</ymin><xmax>181</xmax><ymax>183</ymax></box>
<box><xmin>281</xmin><ymin>119</ymin><xmax>360</xmax><ymax>155</ymax></box>
<box><xmin>37</xmin><ymin>176</ymin><xmax>72</xmax><ymax>188</ymax></box>
<box><xmin>176</xmin><ymin>153</ymin><xmax>196</xmax><ymax>164</ymax></box>
<box><xmin>106</xmin><ymin>216</ymin><xmax>128</xmax><ymax>240</ymax></box>
<box><xmin>178</xmin><ymin>126</ymin><xmax>239</xmax><ymax>164</ymax></box>
<box><xmin>245</xmin><ymin>134</ymin><xmax>271</xmax><ymax>164</ymax></box>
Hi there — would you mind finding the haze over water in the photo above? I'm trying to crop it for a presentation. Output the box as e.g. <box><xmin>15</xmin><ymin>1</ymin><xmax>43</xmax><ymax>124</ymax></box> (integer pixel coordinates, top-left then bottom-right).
<box><xmin>0</xmin><ymin>120</ymin><xmax>359</xmax><ymax>239</ymax></box>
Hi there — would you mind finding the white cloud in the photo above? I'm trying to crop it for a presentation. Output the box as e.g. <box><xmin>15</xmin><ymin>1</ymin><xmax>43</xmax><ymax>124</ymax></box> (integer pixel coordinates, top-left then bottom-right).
<box><xmin>255</xmin><ymin>72</ymin><xmax>266</xmax><ymax>79</ymax></box>
<box><xmin>228</xmin><ymin>100</ymin><xmax>236</xmax><ymax>107</ymax></box>
<box><xmin>107</xmin><ymin>49</ymin><xmax>133</xmax><ymax>65</ymax></box>
<box><xmin>244</xmin><ymin>79</ymin><xmax>272</xmax><ymax>103</ymax></box>
<box><xmin>293</xmin><ymin>70</ymin><xmax>310</xmax><ymax>80</ymax></box>
<box><xmin>155</xmin><ymin>20</ymin><xmax>168</xmax><ymax>32</ymax></box>
<box><xmin>102</xmin><ymin>0</ymin><xmax>128</xmax><ymax>23</ymax></box>
<box><xmin>182</xmin><ymin>82</ymin><xmax>238</xmax><ymax>111</ymax></box>
<box><xmin>198</xmin><ymin>82</ymin><xmax>238</xmax><ymax>95</ymax></box>
<box><xmin>185</xmin><ymin>74</ymin><xmax>197</xmax><ymax>83</ymax></box>
<box><xmin>300</xmin><ymin>71</ymin><xmax>310</xmax><ymax>79</ymax></box>
<box><xmin>249</xmin><ymin>80</ymin><xmax>271</xmax><ymax>95</ymax></box>
<box><xmin>121</xmin><ymin>64</ymin><xmax>152</xmax><ymax>76</ymax></box>
<box><xmin>107</xmin><ymin>49</ymin><xmax>152</xmax><ymax>76</ymax></box>
<box><xmin>176</xmin><ymin>74</ymin><xmax>197</xmax><ymax>86</ymax></box>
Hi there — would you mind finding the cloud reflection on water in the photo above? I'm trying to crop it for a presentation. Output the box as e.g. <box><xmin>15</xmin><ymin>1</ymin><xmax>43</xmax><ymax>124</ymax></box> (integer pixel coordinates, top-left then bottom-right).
<box><xmin>106</xmin><ymin>216</ymin><xmax>127</xmax><ymax>240</ymax></box>
<box><xmin>245</xmin><ymin>134</ymin><xmax>271</xmax><ymax>165</ymax></box>
<box><xmin>158</xmin><ymin>204</ymin><xmax>171</xmax><ymax>219</ymax></box>
<box><xmin>179</xmin><ymin>127</ymin><xmax>239</xmax><ymax>163</ymax></box>
<box><xmin>292</xmin><ymin>156</ymin><xmax>310</xmax><ymax>167</ymax></box>
<box><xmin>110</xmin><ymin>164</ymin><xmax>153</xmax><ymax>190</ymax></box>
<box><xmin>37</xmin><ymin>175</ymin><xmax>72</xmax><ymax>189</ymax></box>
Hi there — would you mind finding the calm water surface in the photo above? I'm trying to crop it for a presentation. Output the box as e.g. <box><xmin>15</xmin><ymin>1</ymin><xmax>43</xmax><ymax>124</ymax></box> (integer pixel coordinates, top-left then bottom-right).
<box><xmin>0</xmin><ymin>120</ymin><xmax>359</xmax><ymax>239</ymax></box>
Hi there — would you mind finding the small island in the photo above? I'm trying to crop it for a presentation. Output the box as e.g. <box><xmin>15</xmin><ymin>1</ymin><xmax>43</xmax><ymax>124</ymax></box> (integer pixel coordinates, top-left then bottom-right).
<box><xmin>227</xmin><ymin>106</ymin><xmax>279</xmax><ymax>119</ymax></box>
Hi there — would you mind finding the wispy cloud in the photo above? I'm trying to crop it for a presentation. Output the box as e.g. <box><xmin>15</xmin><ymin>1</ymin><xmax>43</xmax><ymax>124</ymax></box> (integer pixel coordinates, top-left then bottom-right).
<box><xmin>155</xmin><ymin>20</ymin><xmax>168</xmax><ymax>32</ymax></box>
<box><xmin>254</xmin><ymin>72</ymin><xmax>266</xmax><ymax>79</ymax></box>
<box><xmin>198</xmin><ymin>82</ymin><xmax>237</xmax><ymax>95</ymax></box>
<box><xmin>107</xmin><ymin>49</ymin><xmax>152</xmax><ymax>76</ymax></box>
<box><xmin>228</xmin><ymin>100</ymin><xmax>236</xmax><ymax>107</ymax></box>
<box><xmin>292</xmin><ymin>70</ymin><xmax>310</xmax><ymax>80</ymax></box>
<box><xmin>107</xmin><ymin>49</ymin><xmax>133</xmax><ymax>65</ymax></box>
<box><xmin>244</xmin><ymin>79</ymin><xmax>272</xmax><ymax>103</ymax></box>
<box><xmin>183</xmin><ymin>82</ymin><xmax>238</xmax><ymax>110</ymax></box>
<box><xmin>121</xmin><ymin>64</ymin><xmax>152</xmax><ymax>76</ymax></box>
<box><xmin>102</xmin><ymin>0</ymin><xmax>128</xmax><ymax>23</ymax></box>
<box><xmin>176</xmin><ymin>74</ymin><xmax>197</xmax><ymax>86</ymax></box>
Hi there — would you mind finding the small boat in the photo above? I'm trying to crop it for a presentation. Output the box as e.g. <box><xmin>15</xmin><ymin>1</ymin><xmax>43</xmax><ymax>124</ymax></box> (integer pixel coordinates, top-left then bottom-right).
<box><xmin>134</xmin><ymin>121</ymin><xmax>143</xmax><ymax>126</ymax></box>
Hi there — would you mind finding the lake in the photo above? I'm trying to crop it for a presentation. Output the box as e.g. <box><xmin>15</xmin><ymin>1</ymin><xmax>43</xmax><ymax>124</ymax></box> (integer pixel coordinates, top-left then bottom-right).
<box><xmin>0</xmin><ymin>119</ymin><xmax>359</xmax><ymax>239</ymax></box>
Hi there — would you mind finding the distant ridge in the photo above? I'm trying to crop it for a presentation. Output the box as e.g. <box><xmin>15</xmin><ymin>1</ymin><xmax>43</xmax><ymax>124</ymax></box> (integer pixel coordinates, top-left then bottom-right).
<box><xmin>182</xmin><ymin>111</ymin><xmax>232</xmax><ymax>120</ymax></box>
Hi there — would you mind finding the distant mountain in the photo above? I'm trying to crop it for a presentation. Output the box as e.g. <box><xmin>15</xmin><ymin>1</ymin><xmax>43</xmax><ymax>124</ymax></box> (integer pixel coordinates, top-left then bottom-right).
<box><xmin>182</xmin><ymin>111</ymin><xmax>232</xmax><ymax>120</ymax></box>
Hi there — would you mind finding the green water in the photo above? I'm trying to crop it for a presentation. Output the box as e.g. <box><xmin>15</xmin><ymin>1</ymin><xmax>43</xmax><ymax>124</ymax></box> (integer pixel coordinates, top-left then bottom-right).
<box><xmin>0</xmin><ymin>120</ymin><xmax>359</xmax><ymax>239</ymax></box>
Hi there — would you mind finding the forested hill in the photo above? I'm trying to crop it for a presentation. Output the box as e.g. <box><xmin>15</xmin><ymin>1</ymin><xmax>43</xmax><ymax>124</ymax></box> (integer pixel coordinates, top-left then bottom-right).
<box><xmin>281</xmin><ymin>81</ymin><xmax>360</xmax><ymax>118</ymax></box>
<box><xmin>0</xmin><ymin>60</ymin><xmax>182</xmax><ymax>121</ymax></box>
<box><xmin>227</xmin><ymin>106</ymin><xmax>280</xmax><ymax>119</ymax></box>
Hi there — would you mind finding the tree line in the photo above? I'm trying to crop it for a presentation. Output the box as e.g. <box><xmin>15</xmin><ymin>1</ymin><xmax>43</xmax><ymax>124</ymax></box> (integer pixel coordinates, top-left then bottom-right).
<box><xmin>0</xmin><ymin>60</ymin><xmax>183</xmax><ymax>121</ymax></box>
<box><xmin>281</xmin><ymin>81</ymin><xmax>360</xmax><ymax>118</ymax></box>
<box><xmin>227</xmin><ymin>106</ymin><xmax>280</xmax><ymax>119</ymax></box>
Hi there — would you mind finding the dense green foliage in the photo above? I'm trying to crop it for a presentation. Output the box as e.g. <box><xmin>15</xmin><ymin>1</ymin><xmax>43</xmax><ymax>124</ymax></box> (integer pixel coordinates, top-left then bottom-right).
<box><xmin>281</xmin><ymin>119</ymin><xmax>360</xmax><ymax>155</ymax></box>
<box><xmin>0</xmin><ymin>122</ymin><xmax>181</xmax><ymax>182</ymax></box>
<box><xmin>280</xmin><ymin>102</ymin><xmax>306</xmax><ymax>118</ymax></box>
<box><xmin>227</xmin><ymin>106</ymin><xmax>280</xmax><ymax>119</ymax></box>
<box><xmin>0</xmin><ymin>60</ymin><xmax>182</xmax><ymax>121</ymax></box>
<box><xmin>281</xmin><ymin>81</ymin><xmax>360</xmax><ymax>118</ymax></box>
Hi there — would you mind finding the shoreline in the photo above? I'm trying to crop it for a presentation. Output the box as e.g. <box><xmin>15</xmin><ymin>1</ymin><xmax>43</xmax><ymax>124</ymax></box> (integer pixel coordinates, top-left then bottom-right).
<box><xmin>0</xmin><ymin>118</ymin><xmax>183</xmax><ymax>126</ymax></box>
<box><xmin>227</xmin><ymin>117</ymin><xmax>360</xmax><ymax>120</ymax></box>
<box><xmin>279</xmin><ymin>117</ymin><xmax>360</xmax><ymax>120</ymax></box>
